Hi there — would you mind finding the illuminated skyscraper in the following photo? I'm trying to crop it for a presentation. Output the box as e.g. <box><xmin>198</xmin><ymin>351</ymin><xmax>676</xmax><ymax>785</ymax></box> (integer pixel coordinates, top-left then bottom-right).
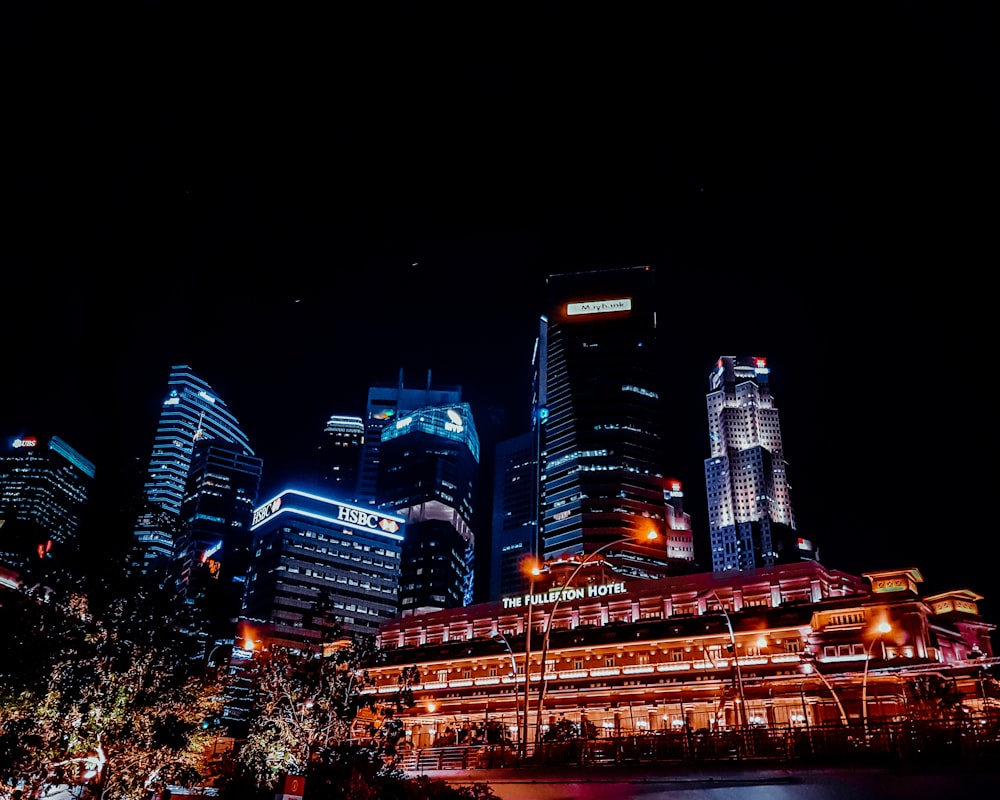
<box><xmin>537</xmin><ymin>266</ymin><xmax>694</xmax><ymax>578</ymax></box>
<box><xmin>243</xmin><ymin>489</ymin><xmax>404</xmax><ymax>646</ymax></box>
<box><xmin>703</xmin><ymin>355</ymin><xmax>815</xmax><ymax>572</ymax></box>
<box><xmin>377</xmin><ymin>402</ymin><xmax>479</xmax><ymax>616</ymax></box>
<box><xmin>315</xmin><ymin>414</ymin><xmax>364</xmax><ymax>499</ymax></box>
<box><xmin>489</xmin><ymin>429</ymin><xmax>538</xmax><ymax>601</ymax></box>
<box><xmin>0</xmin><ymin>434</ymin><xmax>95</xmax><ymax>567</ymax></box>
<box><xmin>134</xmin><ymin>365</ymin><xmax>255</xmax><ymax>576</ymax></box>
<box><xmin>356</xmin><ymin>370</ymin><xmax>462</xmax><ymax>506</ymax></box>
<box><xmin>176</xmin><ymin>437</ymin><xmax>262</xmax><ymax>638</ymax></box>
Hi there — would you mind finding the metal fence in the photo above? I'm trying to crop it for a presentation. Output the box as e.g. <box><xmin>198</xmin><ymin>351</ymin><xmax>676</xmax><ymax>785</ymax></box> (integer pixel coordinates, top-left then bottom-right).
<box><xmin>401</xmin><ymin>716</ymin><xmax>1000</xmax><ymax>773</ymax></box>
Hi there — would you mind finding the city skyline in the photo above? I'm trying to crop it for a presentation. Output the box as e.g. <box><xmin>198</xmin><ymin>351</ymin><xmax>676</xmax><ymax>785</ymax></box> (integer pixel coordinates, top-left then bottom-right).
<box><xmin>5</xmin><ymin>5</ymin><xmax>995</xmax><ymax>607</ymax></box>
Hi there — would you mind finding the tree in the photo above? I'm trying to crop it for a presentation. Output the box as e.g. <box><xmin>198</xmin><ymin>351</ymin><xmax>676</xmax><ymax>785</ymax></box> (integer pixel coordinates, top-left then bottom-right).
<box><xmin>0</xmin><ymin>549</ymin><xmax>226</xmax><ymax>800</ymax></box>
<box><xmin>904</xmin><ymin>673</ymin><xmax>969</xmax><ymax>721</ymax></box>
<box><xmin>233</xmin><ymin>636</ymin><xmax>419</xmax><ymax>791</ymax></box>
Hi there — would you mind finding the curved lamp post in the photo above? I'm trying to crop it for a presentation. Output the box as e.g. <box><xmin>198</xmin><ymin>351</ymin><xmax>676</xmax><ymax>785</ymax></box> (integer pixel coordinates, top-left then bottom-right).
<box><xmin>490</xmin><ymin>629</ymin><xmax>519</xmax><ymax>749</ymax></box>
<box><xmin>800</xmin><ymin>652</ymin><xmax>849</xmax><ymax>726</ymax></box>
<box><xmin>861</xmin><ymin>621</ymin><xmax>892</xmax><ymax>739</ymax></box>
<box><xmin>703</xmin><ymin>590</ymin><xmax>747</xmax><ymax>729</ymax></box>
<box><xmin>533</xmin><ymin>529</ymin><xmax>659</xmax><ymax>748</ymax></box>
<box><xmin>520</xmin><ymin>560</ymin><xmax>542</xmax><ymax>759</ymax></box>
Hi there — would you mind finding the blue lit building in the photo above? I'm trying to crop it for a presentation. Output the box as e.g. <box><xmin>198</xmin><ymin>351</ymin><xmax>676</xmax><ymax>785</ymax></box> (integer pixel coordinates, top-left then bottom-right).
<box><xmin>357</xmin><ymin>370</ymin><xmax>463</xmax><ymax>506</ymax></box>
<box><xmin>377</xmin><ymin>402</ymin><xmax>480</xmax><ymax>616</ymax></box>
<box><xmin>134</xmin><ymin>365</ymin><xmax>255</xmax><ymax>573</ymax></box>
<box><xmin>537</xmin><ymin>266</ymin><xmax>694</xmax><ymax>578</ymax></box>
<box><xmin>315</xmin><ymin>414</ymin><xmax>364</xmax><ymax>499</ymax></box>
<box><xmin>242</xmin><ymin>489</ymin><xmax>405</xmax><ymax>648</ymax></box>
<box><xmin>141</xmin><ymin>365</ymin><xmax>254</xmax><ymax>517</ymax></box>
<box><xmin>489</xmin><ymin>430</ymin><xmax>538</xmax><ymax>601</ymax></box>
<box><xmin>177</xmin><ymin>437</ymin><xmax>262</xmax><ymax>643</ymax></box>
<box><xmin>0</xmin><ymin>433</ymin><xmax>95</xmax><ymax>567</ymax></box>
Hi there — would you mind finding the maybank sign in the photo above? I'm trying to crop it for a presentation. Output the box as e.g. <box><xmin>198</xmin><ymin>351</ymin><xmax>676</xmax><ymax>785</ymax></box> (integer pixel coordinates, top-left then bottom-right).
<box><xmin>566</xmin><ymin>297</ymin><xmax>632</xmax><ymax>316</ymax></box>
<box><xmin>501</xmin><ymin>581</ymin><xmax>627</xmax><ymax>609</ymax></box>
<box><xmin>250</xmin><ymin>490</ymin><xmax>404</xmax><ymax>541</ymax></box>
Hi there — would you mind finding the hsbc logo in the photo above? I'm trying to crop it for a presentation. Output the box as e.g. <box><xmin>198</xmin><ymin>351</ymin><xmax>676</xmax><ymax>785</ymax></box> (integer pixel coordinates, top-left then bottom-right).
<box><xmin>252</xmin><ymin>497</ymin><xmax>282</xmax><ymax>526</ymax></box>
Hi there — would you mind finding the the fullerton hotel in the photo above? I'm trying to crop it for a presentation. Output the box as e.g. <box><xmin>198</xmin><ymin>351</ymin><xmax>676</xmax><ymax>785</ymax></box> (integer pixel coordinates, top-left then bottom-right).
<box><xmin>363</xmin><ymin>560</ymin><xmax>995</xmax><ymax>748</ymax></box>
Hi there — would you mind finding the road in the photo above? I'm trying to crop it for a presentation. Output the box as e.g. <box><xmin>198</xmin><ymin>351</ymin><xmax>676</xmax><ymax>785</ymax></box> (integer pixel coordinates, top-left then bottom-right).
<box><xmin>432</xmin><ymin>765</ymin><xmax>1000</xmax><ymax>799</ymax></box>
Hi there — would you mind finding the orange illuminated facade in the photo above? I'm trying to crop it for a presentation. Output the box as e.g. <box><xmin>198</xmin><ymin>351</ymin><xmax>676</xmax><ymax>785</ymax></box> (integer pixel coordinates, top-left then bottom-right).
<box><xmin>364</xmin><ymin>562</ymin><xmax>995</xmax><ymax>747</ymax></box>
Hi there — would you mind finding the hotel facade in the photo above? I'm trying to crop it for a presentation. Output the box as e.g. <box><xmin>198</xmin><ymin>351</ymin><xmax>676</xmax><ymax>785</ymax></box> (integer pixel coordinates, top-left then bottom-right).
<box><xmin>365</xmin><ymin>560</ymin><xmax>995</xmax><ymax>748</ymax></box>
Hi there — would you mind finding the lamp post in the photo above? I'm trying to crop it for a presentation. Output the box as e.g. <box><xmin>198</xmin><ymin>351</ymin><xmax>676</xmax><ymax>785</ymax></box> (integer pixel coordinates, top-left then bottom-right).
<box><xmin>490</xmin><ymin>630</ymin><xmax>519</xmax><ymax>751</ymax></box>
<box><xmin>862</xmin><ymin>621</ymin><xmax>892</xmax><ymax>740</ymax></box>
<box><xmin>534</xmin><ymin>530</ymin><xmax>659</xmax><ymax>749</ymax></box>
<box><xmin>800</xmin><ymin>652</ymin><xmax>849</xmax><ymax>726</ymax></box>
<box><xmin>704</xmin><ymin>590</ymin><xmax>747</xmax><ymax>729</ymax></box>
<box><xmin>205</xmin><ymin>641</ymin><xmax>233</xmax><ymax>667</ymax></box>
<box><xmin>520</xmin><ymin>560</ymin><xmax>541</xmax><ymax>760</ymax></box>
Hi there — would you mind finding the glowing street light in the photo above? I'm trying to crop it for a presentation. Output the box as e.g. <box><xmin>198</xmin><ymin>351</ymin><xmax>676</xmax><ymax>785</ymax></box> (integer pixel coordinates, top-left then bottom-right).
<box><xmin>490</xmin><ymin>629</ymin><xmax>520</xmax><ymax>750</ymax></box>
<box><xmin>702</xmin><ymin>590</ymin><xmax>747</xmax><ymax>729</ymax></box>
<box><xmin>533</xmin><ymin>529</ymin><xmax>659</xmax><ymax>748</ymax></box>
<box><xmin>800</xmin><ymin>652</ymin><xmax>849</xmax><ymax>727</ymax></box>
<box><xmin>520</xmin><ymin>558</ymin><xmax>543</xmax><ymax>759</ymax></box>
<box><xmin>862</xmin><ymin>620</ymin><xmax>892</xmax><ymax>739</ymax></box>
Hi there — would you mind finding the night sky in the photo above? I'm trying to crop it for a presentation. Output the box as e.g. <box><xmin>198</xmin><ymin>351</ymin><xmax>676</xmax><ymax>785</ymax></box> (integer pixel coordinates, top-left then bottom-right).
<box><xmin>4</xmin><ymin>5</ymin><xmax>997</xmax><ymax>608</ymax></box>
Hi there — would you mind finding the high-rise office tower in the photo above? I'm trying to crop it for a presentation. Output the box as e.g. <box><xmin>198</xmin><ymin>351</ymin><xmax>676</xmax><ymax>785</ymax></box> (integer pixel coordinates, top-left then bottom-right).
<box><xmin>135</xmin><ymin>365</ymin><xmax>255</xmax><ymax>569</ymax></box>
<box><xmin>242</xmin><ymin>489</ymin><xmax>404</xmax><ymax>647</ymax></box>
<box><xmin>0</xmin><ymin>434</ymin><xmax>95</xmax><ymax>567</ymax></box>
<box><xmin>537</xmin><ymin>266</ymin><xmax>694</xmax><ymax>578</ymax></box>
<box><xmin>176</xmin><ymin>437</ymin><xmax>262</xmax><ymax>639</ymax></box>
<box><xmin>356</xmin><ymin>370</ymin><xmax>462</xmax><ymax>506</ymax></box>
<box><xmin>703</xmin><ymin>355</ymin><xmax>816</xmax><ymax>572</ymax></box>
<box><xmin>489</xmin><ymin>430</ymin><xmax>538</xmax><ymax>601</ymax></box>
<box><xmin>141</xmin><ymin>365</ymin><xmax>255</xmax><ymax>517</ymax></box>
<box><xmin>377</xmin><ymin>403</ymin><xmax>480</xmax><ymax>616</ymax></box>
<box><xmin>315</xmin><ymin>414</ymin><xmax>364</xmax><ymax>499</ymax></box>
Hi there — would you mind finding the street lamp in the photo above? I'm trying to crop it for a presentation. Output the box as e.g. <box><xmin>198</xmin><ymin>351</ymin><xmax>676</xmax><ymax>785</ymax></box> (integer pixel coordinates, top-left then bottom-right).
<box><xmin>520</xmin><ymin>559</ymin><xmax>542</xmax><ymax>760</ymax></box>
<box><xmin>205</xmin><ymin>640</ymin><xmax>234</xmax><ymax>667</ymax></box>
<box><xmin>534</xmin><ymin>529</ymin><xmax>659</xmax><ymax>748</ymax></box>
<box><xmin>862</xmin><ymin>620</ymin><xmax>892</xmax><ymax>739</ymax></box>
<box><xmin>490</xmin><ymin>630</ymin><xmax>519</xmax><ymax>751</ymax></box>
<box><xmin>703</xmin><ymin>590</ymin><xmax>747</xmax><ymax>729</ymax></box>
<box><xmin>800</xmin><ymin>652</ymin><xmax>849</xmax><ymax>726</ymax></box>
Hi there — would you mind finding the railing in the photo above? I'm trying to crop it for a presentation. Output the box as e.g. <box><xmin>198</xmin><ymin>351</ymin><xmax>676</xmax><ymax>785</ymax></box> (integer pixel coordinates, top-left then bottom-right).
<box><xmin>401</xmin><ymin>716</ymin><xmax>1000</xmax><ymax>773</ymax></box>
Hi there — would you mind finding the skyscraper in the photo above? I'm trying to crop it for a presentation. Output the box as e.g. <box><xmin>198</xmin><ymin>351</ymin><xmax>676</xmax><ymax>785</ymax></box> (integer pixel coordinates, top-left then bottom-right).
<box><xmin>377</xmin><ymin>402</ymin><xmax>480</xmax><ymax>616</ymax></box>
<box><xmin>703</xmin><ymin>355</ymin><xmax>815</xmax><ymax>572</ymax></box>
<box><xmin>356</xmin><ymin>370</ymin><xmax>462</xmax><ymax>506</ymax></box>
<box><xmin>0</xmin><ymin>434</ymin><xmax>95</xmax><ymax>567</ymax></box>
<box><xmin>176</xmin><ymin>437</ymin><xmax>262</xmax><ymax>639</ymax></box>
<box><xmin>135</xmin><ymin>365</ymin><xmax>255</xmax><ymax>570</ymax></box>
<box><xmin>537</xmin><ymin>266</ymin><xmax>693</xmax><ymax>578</ymax></box>
<box><xmin>242</xmin><ymin>489</ymin><xmax>404</xmax><ymax>646</ymax></box>
<box><xmin>489</xmin><ymin>430</ymin><xmax>538</xmax><ymax>601</ymax></box>
<box><xmin>315</xmin><ymin>414</ymin><xmax>364</xmax><ymax>500</ymax></box>
<box><xmin>141</xmin><ymin>365</ymin><xmax>255</xmax><ymax>517</ymax></box>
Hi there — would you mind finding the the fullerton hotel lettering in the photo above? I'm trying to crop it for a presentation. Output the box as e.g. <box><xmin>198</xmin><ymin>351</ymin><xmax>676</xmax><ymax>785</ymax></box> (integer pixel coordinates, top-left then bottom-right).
<box><xmin>501</xmin><ymin>581</ymin><xmax>627</xmax><ymax>609</ymax></box>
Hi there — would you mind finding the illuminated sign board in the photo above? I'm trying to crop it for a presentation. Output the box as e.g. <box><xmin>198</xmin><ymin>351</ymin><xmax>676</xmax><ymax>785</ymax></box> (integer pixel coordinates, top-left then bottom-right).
<box><xmin>501</xmin><ymin>581</ymin><xmax>627</xmax><ymax>609</ymax></box>
<box><xmin>252</xmin><ymin>496</ymin><xmax>283</xmax><ymax>526</ymax></box>
<box><xmin>566</xmin><ymin>298</ymin><xmax>632</xmax><ymax>316</ymax></box>
<box><xmin>12</xmin><ymin>437</ymin><xmax>39</xmax><ymax>449</ymax></box>
<box><xmin>250</xmin><ymin>490</ymin><xmax>404</xmax><ymax>540</ymax></box>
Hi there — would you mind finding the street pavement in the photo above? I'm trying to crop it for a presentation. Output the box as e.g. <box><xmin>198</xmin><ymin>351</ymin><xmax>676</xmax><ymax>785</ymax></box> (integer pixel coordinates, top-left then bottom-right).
<box><xmin>429</xmin><ymin>764</ymin><xmax>1000</xmax><ymax>799</ymax></box>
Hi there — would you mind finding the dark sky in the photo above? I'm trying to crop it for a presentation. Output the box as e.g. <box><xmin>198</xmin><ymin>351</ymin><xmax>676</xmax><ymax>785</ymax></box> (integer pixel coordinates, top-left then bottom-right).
<box><xmin>4</xmin><ymin>5</ymin><xmax>997</xmax><ymax>608</ymax></box>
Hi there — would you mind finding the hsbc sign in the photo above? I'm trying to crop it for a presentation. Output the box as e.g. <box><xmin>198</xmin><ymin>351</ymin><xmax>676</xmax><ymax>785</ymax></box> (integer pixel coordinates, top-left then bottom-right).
<box><xmin>337</xmin><ymin>505</ymin><xmax>400</xmax><ymax>533</ymax></box>
<box><xmin>252</xmin><ymin>497</ymin><xmax>283</xmax><ymax>526</ymax></box>
<box><xmin>250</xmin><ymin>490</ymin><xmax>403</xmax><ymax>539</ymax></box>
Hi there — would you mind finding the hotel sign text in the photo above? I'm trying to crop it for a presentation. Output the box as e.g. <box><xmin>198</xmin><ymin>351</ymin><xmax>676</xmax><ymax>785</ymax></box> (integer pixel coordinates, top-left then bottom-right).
<box><xmin>502</xmin><ymin>581</ymin><xmax>627</xmax><ymax>609</ymax></box>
